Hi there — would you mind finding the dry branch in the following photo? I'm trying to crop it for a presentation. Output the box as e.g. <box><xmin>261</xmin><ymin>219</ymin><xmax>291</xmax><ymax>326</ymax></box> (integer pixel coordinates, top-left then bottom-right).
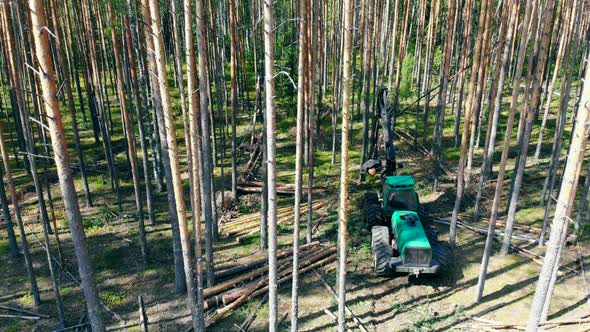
<box><xmin>0</xmin><ymin>305</ymin><xmax>50</xmax><ymax>318</ymax></box>
<box><xmin>312</xmin><ymin>271</ymin><xmax>369</xmax><ymax>332</ymax></box>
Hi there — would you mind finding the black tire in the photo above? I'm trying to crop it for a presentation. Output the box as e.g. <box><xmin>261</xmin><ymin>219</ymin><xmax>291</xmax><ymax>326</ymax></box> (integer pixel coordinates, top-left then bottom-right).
<box><xmin>364</xmin><ymin>192</ymin><xmax>384</xmax><ymax>227</ymax></box>
<box><xmin>372</xmin><ymin>226</ymin><xmax>393</xmax><ymax>276</ymax></box>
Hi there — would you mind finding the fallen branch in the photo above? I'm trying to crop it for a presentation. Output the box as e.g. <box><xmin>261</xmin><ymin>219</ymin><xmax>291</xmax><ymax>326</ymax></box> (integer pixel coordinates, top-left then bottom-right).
<box><xmin>238</xmin><ymin>294</ymin><xmax>268</xmax><ymax>331</ymax></box>
<box><xmin>312</xmin><ymin>271</ymin><xmax>369</xmax><ymax>332</ymax></box>
<box><xmin>0</xmin><ymin>305</ymin><xmax>50</xmax><ymax>318</ymax></box>
<box><xmin>0</xmin><ymin>314</ymin><xmax>41</xmax><ymax>320</ymax></box>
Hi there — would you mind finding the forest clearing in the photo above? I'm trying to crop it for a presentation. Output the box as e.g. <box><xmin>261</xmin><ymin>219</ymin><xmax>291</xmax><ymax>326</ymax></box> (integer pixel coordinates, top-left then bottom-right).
<box><xmin>0</xmin><ymin>0</ymin><xmax>590</xmax><ymax>331</ymax></box>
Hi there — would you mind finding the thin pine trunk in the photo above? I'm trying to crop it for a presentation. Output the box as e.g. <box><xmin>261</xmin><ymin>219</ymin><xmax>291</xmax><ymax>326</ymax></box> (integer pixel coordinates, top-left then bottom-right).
<box><xmin>123</xmin><ymin>10</ymin><xmax>156</xmax><ymax>227</ymax></box>
<box><xmin>195</xmin><ymin>0</ymin><xmax>216</xmax><ymax>288</ymax></box>
<box><xmin>139</xmin><ymin>0</ymin><xmax>186</xmax><ymax>293</ymax></box>
<box><xmin>527</xmin><ymin>44</ymin><xmax>590</xmax><ymax>331</ymax></box>
<box><xmin>503</xmin><ymin>0</ymin><xmax>556</xmax><ymax>251</ymax></box>
<box><xmin>28</xmin><ymin>0</ymin><xmax>105</xmax><ymax>328</ymax></box>
<box><xmin>109</xmin><ymin>3</ymin><xmax>148</xmax><ymax>265</ymax></box>
<box><xmin>185</xmin><ymin>0</ymin><xmax>205</xmax><ymax>327</ymax></box>
<box><xmin>230</xmin><ymin>0</ymin><xmax>239</xmax><ymax>201</ymax></box>
<box><xmin>146</xmin><ymin>0</ymin><xmax>199</xmax><ymax>329</ymax></box>
<box><xmin>338</xmin><ymin>0</ymin><xmax>354</xmax><ymax>330</ymax></box>
<box><xmin>474</xmin><ymin>0</ymin><xmax>520</xmax><ymax>302</ymax></box>
<box><xmin>291</xmin><ymin>0</ymin><xmax>307</xmax><ymax>327</ymax></box>
<box><xmin>450</xmin><ymin>0</ymin><xmax>488</xmax><ymax>248</ymax></box>
<box><xmin>262</xmin><ymin>0</ymin><xmax>278</xmax><ymax>329</ymax></box>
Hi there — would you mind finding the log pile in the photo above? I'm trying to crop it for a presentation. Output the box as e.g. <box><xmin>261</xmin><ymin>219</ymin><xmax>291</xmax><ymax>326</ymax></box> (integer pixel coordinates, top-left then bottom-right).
<box><xmin>204</xmin><ymin>242</ymin><xmax>336</xmax><ymax>327</ymax></box>
<box><xmin>221</xmin><ymin>200</ymin><xmax>328</xmax><ymax>242</ymax></box>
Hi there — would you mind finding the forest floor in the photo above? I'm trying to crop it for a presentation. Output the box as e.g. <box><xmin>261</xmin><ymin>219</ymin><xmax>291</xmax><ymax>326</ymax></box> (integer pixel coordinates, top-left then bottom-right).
<box><xmin>1</xmin><ymin>83</ymin><xmax>590</xmax><ymax>331</ymax></box>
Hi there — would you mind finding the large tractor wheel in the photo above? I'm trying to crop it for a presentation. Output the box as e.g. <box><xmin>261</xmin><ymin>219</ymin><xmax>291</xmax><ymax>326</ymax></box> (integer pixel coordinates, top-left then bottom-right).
<box><xmin>371</xmin><ymin>226</ymin><xmax>393</xmax><ymax>276</ymax></box>
<box><xmin>364</xmin><ymin>192</ymin><xmax>384</xmax><ymax>227</ymax></box>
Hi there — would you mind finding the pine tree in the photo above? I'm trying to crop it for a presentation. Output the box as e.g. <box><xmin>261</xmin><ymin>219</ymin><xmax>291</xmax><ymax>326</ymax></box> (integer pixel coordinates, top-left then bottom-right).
<box><xmin>28</xmin><ymin>0</ymin><xmax>104</xmax><ymax>328</ymax></box>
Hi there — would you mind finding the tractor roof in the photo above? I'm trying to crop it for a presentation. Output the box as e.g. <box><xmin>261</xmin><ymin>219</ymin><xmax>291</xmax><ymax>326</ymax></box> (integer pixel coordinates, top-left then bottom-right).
<box><xmin>385</xmin><ymin>175</ymin><xmax>415</xmax><ymax>187</ymax></box>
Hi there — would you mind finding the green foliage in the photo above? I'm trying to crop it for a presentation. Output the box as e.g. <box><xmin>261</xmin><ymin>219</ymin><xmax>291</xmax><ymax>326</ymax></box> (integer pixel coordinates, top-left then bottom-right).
<box><xmin>83</xmin><ymin>206</ymin><xmax>116</xmax><ymax>230</ymax></box>
<box><xmin>100</xmin><ymin>290</ymin><xmax>127</xmax><ymax>307</ymax></box>
<box><xmin>19</xmin><ymin>292</ymin><xmax>34</xmax><ymax>306</ymax></box>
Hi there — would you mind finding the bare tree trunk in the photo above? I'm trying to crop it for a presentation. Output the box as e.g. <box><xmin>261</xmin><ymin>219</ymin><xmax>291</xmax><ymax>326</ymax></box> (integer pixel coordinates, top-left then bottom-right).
<box><xmin>503</xmin><ymin>0</ymin><xmax>556</xmax><ymax>251</ymax></box>
<box><xmin>337</xmin><ymin>0</ymin><xmax>353</xmax><ymax>330</ymax></box>
<box><xmin>123</xmin><ymin>8</ymin><xmax>156</xmax><ymax>227</ymax></box>
<box><xmin>450</xmin><ymin>0</ymin><xmax>490</xmax><ymax>247</ymax></box>
<box><xmin>109</xmin><ymin>3</ymin><xmax>148</xmax><ymax>265</ymax></box>
<box><xmin>228</xmin><ymin>0</ymin><xmax>239</xmax><ymax>202</ymax></box>
<box><xmin>533</xmin><ymin>4</ymin><xmax>573</xmax><ymax>161</ymax></box>
<box><xmin>261</xmin><ymin>0</ymin><xmax>278</xmax><ymax>329</ymax></box>
<box><xmin>1</xmin><ymin>0</ymin><xmax>41</xmax><ymax>308</ymax></box>
<box><xmin>195</xmin><ymin>0</ymin><xmax>216</xmax><ymax>288</ymax></box>
<box><xmin>146</xmin><ymin>0</ymin><xmax>199</xmax><ymax>328</ymax></box>
<box><xmin>185</xmin><ymin>0</ymin><xmax>205</xmax><ymax>328</ymax></box>
<box><xmin>291</xmin><ymin>0</ymin><xmax>308</xmax><ymax>327</ymax></box>
<box><xmin>474</xmin><ymin>0</ymin><xmax>520</xmax><ymax>302</ymax></box>
<box><xmin>360</xmin><ymin>0</ymin><xmax>374</xmax><ymax>180</ymax></box>
<box><xmin>432</xmin><ymin>0</ymin><xmax>457</xmax><ymax>196</ymax></box>
<box><xmin>473</xmin><ymin>0</ymin><xmax>513</xmax><ymax>221</ymax></box>
<box><xmin>48</xmin><ymin>0</ymin><xmax>92</xmax><ymax>209</ymax></box>
<box><xmin>139</xmin><ymin>0</ymin><xmax>186</xmax><ymax>293</ymax></box>
<box><xmin>496</xmin><ymin>0</ymin><xmax>538</xmax><ymax>255</ymax></box>
<box><xmin>28</xmin><ymin>0</ymin><xmax>105</xmax><ymax>328</ymax></box>
<box><xmin>527</xmin><ymin>44</ymin><xmax>590</xmax><ymax>331</ymax></box>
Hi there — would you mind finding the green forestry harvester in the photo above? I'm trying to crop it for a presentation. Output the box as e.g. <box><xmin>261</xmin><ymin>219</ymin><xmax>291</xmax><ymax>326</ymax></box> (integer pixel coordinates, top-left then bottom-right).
<box><xmin>361</xmin><ymin>88</ymin><xmax>447</xmax><ymax>276</ymax></box>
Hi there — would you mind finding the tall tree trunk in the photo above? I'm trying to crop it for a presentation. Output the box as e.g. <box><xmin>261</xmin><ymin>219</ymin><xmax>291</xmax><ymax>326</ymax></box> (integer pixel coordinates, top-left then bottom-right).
<box><xmin>229</xmin><ymin>0</ymin><xmax>239</xmax><ymax>201</ymax></box>
<box><xmin>291</xmin><ymin>0</ymin><xmax>308</xmax><ymax>327</ymax></box>
<box><xmin>527</xmin><ymin>44</ymin><xmax>590</xmax><ymax>331</ymax></box>
<box><xmin>146</xmin><ymin>0</ymin><xmax>199</xmax><ymax>328</ymax></box>
<box><xmin>195</xmin><ymin>0</ymin><xmax>216</xmax><ymax>288</ymax></box>
<box><xmin>184</xmin><ymin>0</ymin><xmax>205</xmax><ymax>328</ymax></box>
<box><xmin>473</xmin><ymin>0</ymin><xmax>513</xmax><ymax>221</ymax></box>
<box><xmin>474</xmin><ymin>0</ymin><xmax>520</xmax><ymax>302</ymax></box>
<box><xmin>108</xmin><ymin>3</ymin><xmax>148</xmax><ymax>265</ymax></box>
<box><xmin>48</xmin><ymin>0</ymin><xmax>92</xmax><ymax>209</ymax></box>
<box><xmin>123</xmin><ymin>9</ymin><xmax>156</xmax><ymax>227</ymax></box>
<box><xmin>449</xmin><ymin>0</ymin><xmax>489</xmax><ymax>247</ymax></box>
<box><xmin>0</xmin><ymin>0</ymin><xmax>41</xmax><ymax>308</ymax></box>
<box><xmin>139</xmin><ymin>0</ymin><xmax>186</xmax><ymax>293</ymax></box>
<box><xmin>262</xmin><ymin>0</ymin><xmax>278</xmax><ymax>328</ymax></box>
<box><xmin>432</xmin><ymin>0</ymin><xmax>457</xmax><ymax>194</ymax></box>
<box><xmin>503</xmin><ymin>0</ymin><xmax>556</xmax><ymax>250</ymax></box>
<box><xmin>338</xmin><ymin>0</ymin><xmax>354</xmax><ymax>330</ymax></box>
<box><xmin>28</xmin><ymin>0</ymin><xmax>105</xmax><ymax>329</ymax></box>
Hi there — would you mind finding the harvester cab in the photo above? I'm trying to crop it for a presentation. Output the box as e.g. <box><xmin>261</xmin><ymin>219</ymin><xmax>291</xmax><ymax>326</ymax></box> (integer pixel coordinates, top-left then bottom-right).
<box><xmin>362</xmin><ymin>88</ymin><xmax>447</xmax><ymax>277</ymax></box>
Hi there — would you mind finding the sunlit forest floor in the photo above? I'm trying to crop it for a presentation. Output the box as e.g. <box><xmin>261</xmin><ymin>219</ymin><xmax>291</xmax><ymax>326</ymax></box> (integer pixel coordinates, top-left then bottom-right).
<box><xmin>1</xmin><ymin>69</ymin><xmax>589</xmax><ymax>331</ymax></box>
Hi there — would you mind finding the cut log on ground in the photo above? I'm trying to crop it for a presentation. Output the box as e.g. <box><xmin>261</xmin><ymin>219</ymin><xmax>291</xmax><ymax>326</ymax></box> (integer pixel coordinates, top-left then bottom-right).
<box><xmin>213</xmin><ymin>241</ymin><xmax>320</xmax><ymax>280</ymax></box>
<box><xmin>205</xmin><ymin>248</ymin><xmax>336</xmax><ymax>326</ymax></box>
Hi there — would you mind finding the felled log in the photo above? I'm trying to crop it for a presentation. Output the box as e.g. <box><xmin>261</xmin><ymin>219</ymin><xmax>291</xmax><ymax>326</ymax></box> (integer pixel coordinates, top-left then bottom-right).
<box><xmin>205</xmin><ymin>243</ymin><xmax>320</xmax><ymax>300</ymax></box>
<box><xmin>214</xmin><ymin>241</ymin><xmax>319</xmax><ymax>280</ymax></box>
<box><xmin>220</xmin><ymin>247</ymin><xmax>336</xmax><ymax>305</ymax></box>
<box><xmin>205</xmin><ymin>250</ymin><xmax>336</xmax><ymax>326</ymax></box>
